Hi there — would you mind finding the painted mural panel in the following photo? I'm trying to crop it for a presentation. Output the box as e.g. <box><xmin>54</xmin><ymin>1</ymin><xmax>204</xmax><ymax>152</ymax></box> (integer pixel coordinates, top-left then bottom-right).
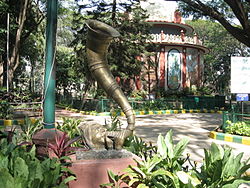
<box><xmin>186</xmin><ymin>48</ymin><xmax>198</xmax><ymax>87</ymax></box>
<box><xmin>167</xmin><ymin>49</ymin><xmax>181</xmax><ymax>90</ymax></box>
<box><xmin>200</xmin><ymin>52</ymin><xmax>204</xmax><ymax>84</ymax></box>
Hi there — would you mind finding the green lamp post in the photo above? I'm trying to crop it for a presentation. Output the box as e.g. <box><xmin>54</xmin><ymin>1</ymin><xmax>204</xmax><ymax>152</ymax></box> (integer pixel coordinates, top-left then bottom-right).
<box><xmin>32</xmin><ymin>0</ymin><xmax>64</xmax><ymax>155</ymax></box>
<box><xmin>43</xmin><ymin>0</ymin><xmax>58</xmax><ymax>129</ymax></box>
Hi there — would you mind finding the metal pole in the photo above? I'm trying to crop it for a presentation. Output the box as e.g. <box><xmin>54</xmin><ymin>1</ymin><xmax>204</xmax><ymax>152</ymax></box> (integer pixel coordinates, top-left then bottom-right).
<box><xmin>242</xmin><ymin>101</ymin><xmax>244</xmax><ymax>121</ymax></box>
<box><xmin>6</xmin><ymin>13</ymin><xmax>9</xmax><ymax>92</ymax></box>
<box><xmin>43</xmin><ymin>0</ymin><xmax>58</xmax><ymax>129</ymax></box>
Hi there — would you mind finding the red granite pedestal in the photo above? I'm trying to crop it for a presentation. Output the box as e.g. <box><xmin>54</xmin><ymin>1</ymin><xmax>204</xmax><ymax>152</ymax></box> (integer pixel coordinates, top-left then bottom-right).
<box><xmin>68</xmin><ymin>155</ymin><xmax>139</xmax><ymax>188</ymax></box>
<box><xmin>32</xmin><ymin>128</ymin><xmax>66</xmax><ymax>157</ymax></box>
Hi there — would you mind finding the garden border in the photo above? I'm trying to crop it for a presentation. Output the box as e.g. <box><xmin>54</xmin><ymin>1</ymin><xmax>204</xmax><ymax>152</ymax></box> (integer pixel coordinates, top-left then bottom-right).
<box><xmin>0</xmin><ymin>118</ymin><xmax>37</xmax><ymax>126</ymax></box>
<box><xmin>209</xmin><ymin>131</ymin><xmax>250</xmax><ymax>146</ymax></box>
<box><xmin>78</xmin><ymin>109</ymin><xmax>223</xmax><ymax>116</ymax></box>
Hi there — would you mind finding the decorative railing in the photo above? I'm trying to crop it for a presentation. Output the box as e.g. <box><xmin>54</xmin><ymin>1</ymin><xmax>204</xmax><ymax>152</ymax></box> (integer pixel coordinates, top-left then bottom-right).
<box><xmin>147</xmin><ymin>33</ymin><xmax>203</xmax><ymax>45</ymax></box>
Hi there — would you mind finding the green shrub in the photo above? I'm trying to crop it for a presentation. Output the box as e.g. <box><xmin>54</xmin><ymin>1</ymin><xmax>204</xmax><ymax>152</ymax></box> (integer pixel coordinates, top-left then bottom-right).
<box><xmin>102</xmin><ymin>130</ymin><xmax>198</xmax><ymax>187</ymax></box>
<box><xmin>0</xmin><ymin>100</ymin><xmax>13</xmax><ymax>119</ymax></box>
<box><xmin>124</xmin><ymin>135</ymin><xmax>156</xmax><ymax>158</ymax></box>
<box><xmin>0</xmin><ymin>139</ymin><xmax>76</xmax><ymax>188</ymax></box>
<box><xmin>19</xmin><ymin>118</ymin><xmax>43</xmax><ymax>142</ymax></box>
<box><xmin>104</xmin><ymin>114</ymin><xmax>122</xmax><ymax>131</ymax></box>
<box><xmin>194</xmin><ymin>143</ymin><xmax>250</xmax><ymax>187</ymax></box>
<box><xmin>225</xmin><ymin>120</ymin><xmax>250</xmax><ymax>137</ymax></box>
<box><xmin>129</xmin><ymin>90</ymin><xmax>148</xmax><ymax>100</ymax></box>
<box><xmin>56</xmin><ymin>117</ymin><xmax>82</xmax><ymax>147</ymax></box>
<box><xmin>102</xmin><ymin>131</ymin><xmax>250</xmax><ymax>188</ymax></box>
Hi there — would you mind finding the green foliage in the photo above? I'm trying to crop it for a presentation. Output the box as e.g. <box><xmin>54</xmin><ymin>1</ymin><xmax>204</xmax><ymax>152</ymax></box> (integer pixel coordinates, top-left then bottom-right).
<box><xmin>19</xmin><ymin>118</ymin><xmax>43</xmax><ymax>142</ymax></box>
<box><xmin>225</xmin><ymin>120</ymin><xmax>250</xmax><ymax>137</ymax></box>
<box><xmin>194</xmin><ymin>143</ymin><xmax>250</xmax><ymax>187</ymax></box>
<box><xmin>178</xmin><ymin>1</ymin><xmax>250</xmax><ymax>48</ymax></box>
<box><xmin>56</xmin><ymin>117</ymin><xmax>81</xmax><ymax>139</ymax></box>
<box><xmin>73</xmin><ymin>0</ymin><xmax>152</xmax><ymax>93</ymax></box>
<box><xmin>0</xmin><ymin>100</ymin><xmax>13</xmax><ymax>119</ymax></box>
<box><xmin>185</xmin><ymin>19</ymin><xmax>250</xmax><ymax>94</ymax></box>
<box><xmin>56</xmin><ymin>46</ymin><xmax>80</xmax><ymax>94</ymax></box>
<box><xmin>56</xmin><ymin>117</ymin><xmax>83</xmax><ymax>147</ymax></box>
<box><xmin>0</xmin><ymin>139</ymin><xmax>76</xmax><ymax>188</ymax></box>
<box><xmin>48</xmin><ymin>132</ymin><xmax>81</xmax><ymax>159</ymax></box>
<box><xmin>104</xmin><ymin>130</ymin><xmax>197</xmax><ymax>187</ymax></box>
<box><xmin>124</xmin><ymin>135</ymin><xmax>156</xmax><ymax>159</ymax></box>
<box><xmin>137</xmin><ymin>99</ymin><xmax>172</xmax><ymax>111</ymax></box>
<box><xmin>156</xmin><ymin>130</ymin><xmax>189</xmax><ymax>172</ymax></box>
<box><xmin>103</xmin><ymin>131</ymin><xmax>250</xmax><ymax>187</ymax></box>
<box><xmin>104</xmin><ymin>114</ymin><xmax>122</xmax><ymax>131</ymax></box>
<box><xmin>129</xmin><ymin>90</ymin><xmax>148</xmax><ymax>100</ymax></box>
<box><xmin>0</xmin><ymin>88</ymin><xmax>41</xmax><ymax>103</ymax></box>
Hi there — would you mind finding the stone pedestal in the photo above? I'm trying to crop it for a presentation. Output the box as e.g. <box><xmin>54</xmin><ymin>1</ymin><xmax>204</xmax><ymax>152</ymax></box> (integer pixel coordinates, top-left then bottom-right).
<box><xmin>32</xmin><ymin>129</ymin><xmax>66</xmax><ymax>157</ymax></box>
<box><xmin>68</xmin><ymin>150</ymin><xmax>139</xmax><ymax>188</ymax></box>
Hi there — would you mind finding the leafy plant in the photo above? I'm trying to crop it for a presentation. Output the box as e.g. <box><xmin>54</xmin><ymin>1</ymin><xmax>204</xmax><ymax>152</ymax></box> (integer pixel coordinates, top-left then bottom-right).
<box><xmin>225</xmin><ymin>120</ymin><xmax>250</xmax><ymax>137</ymax></box>
<box><xmin>0</xmin><ymin>100</ymin><xmax>13</xmax><ymax>119</ymax></box>
<box><xmin>0</xmin><ymin>138</ymin><xmax>76</xmax><ymax>188</ymax></box>
<box><xmin>124</xmin><ymin>135</ymin><xmax>156</xmax><ymax>158</ymax></box>
<box><xmin>102</xmin><ymin>130</ymin><xmax>250</xmax><ymax>187</ymax></box>
<box><xmin>100</xmin><ymin>170</ymin><xmax>123</xmax><ymax>188</ymax></box>
<box><xmin>20</xmin><ymin>118</ymin><xmax>43</xmax><ymax>142</ymax></box>
<box><xmin>102</xmin><ymin>130</ymin><xmax>199</xmax><ymax>188</ymax></box>
<box><xmin>48</xmin><ymin>132</ymin><xmax>81</xmax><ymax>159</ymax></box>
<box><xmin>56</xmin><ymin>117</ymin><xmax>83</xmax><ymax>147</ymax></box>
<box><xmin>104</xmin><ymin>114</ymin><xmax>122</xmax><ymax>131</ymax></box>
<box><xmin>194</xmin><ymin>143</ymin><xmax>250</xmax><ymax>187</ymax></box>
<box><xmin>129</xmin><ymin>90</ymin><xmax>148</xmax><ymax>100</ymax></box>
<box><xmin>56</xmin><ymin>117</ymin><xmax>81</xmax><ymax>138</ymax></box>
<box><xmin>156</xmin><ymin>130</ymin><xmax>189</xmax><ymax>172</ymax></box>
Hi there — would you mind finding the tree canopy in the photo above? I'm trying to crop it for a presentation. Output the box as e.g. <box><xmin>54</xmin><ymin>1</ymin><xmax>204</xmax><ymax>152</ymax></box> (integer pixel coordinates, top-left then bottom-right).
<box><xmin>177</xmin><ymin>0</ymin><xmax>250</xmax><ymax>47</ymax></box>
<box><xmin>186</xmin><ymin>19</ymin><xmax>250</xmax><ymax>94</ymax></box>
<box><xmin>72</xmin><ymin>0</ymin><xmax>152</xmax><ymax>94</ymax></box>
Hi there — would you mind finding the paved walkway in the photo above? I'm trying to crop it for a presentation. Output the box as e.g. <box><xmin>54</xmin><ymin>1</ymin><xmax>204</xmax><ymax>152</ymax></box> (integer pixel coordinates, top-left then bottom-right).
<box><xmin>56</xmin><ymin>109</ymin><xmax>250</xmax><ymax>164</ymax></box>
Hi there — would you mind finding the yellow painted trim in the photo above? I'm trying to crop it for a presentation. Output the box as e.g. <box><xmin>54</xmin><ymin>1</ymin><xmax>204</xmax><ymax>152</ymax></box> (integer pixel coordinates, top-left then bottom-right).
<box><xmin>149</xmin><ymin>111</ymin><xmax>154</xmax><ymax>115</ymax></box>
<box><xmin>224</xmin><ymin>134</ymin><xmax>233</xmax><ymax>142</ymax></box>
<box><xmin>4</xmin><ymin>120</ymin><xmax>12</xmax><ymax>126</ymax></box>
<box><xmin>166</xmin><ymin>110</ymin><xmax>171</xmax><ymax>114</ymax></box>
<box><xmin>189</xmin><ymin>109</ymin><xmax>193</xmax><ymax>113</ymax></box>
<box><xmin>157</xmin><ymin>111</ymin><xmax>162</xmax><ymax>115</ymax></box>
<box><xmin>181</xmin><ymin>110</ymin><xmax>186</xmax><ymax>113</ymax></box>
<box><xmin>242</xmin><ymin>137</ymin><xmax>250</xmax><ymax>145</ymax></box>
<box><xmin>18</xmin><ymin>119</ymin><xmax>25</xmax><ymax>125</ymax></box>
<box><xmin>139</xmin><ymin>111</ymin><xmax>145</xmax><ymax>115</ymax></box>
<box><xmin>174</xmin><ymin>110</ymin><xmax>178</xmax><ymax>114</ymax></box>
<box><xmin>209</xmin><ymin>131</ymin><xmax>216</xmax><ymax>139</ymax></box>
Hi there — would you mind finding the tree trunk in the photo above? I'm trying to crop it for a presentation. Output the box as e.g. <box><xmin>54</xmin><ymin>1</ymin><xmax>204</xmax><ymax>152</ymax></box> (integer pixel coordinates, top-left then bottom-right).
<box><xmin>0</xmin><ymin>55</ymin><xmax>4</xmax><ymax>87</ymax></box>
<box><xmin>111</xmin><ymin>0</ymin><xmax>117</xmax><ymax>21</ymax></box>
<box><xmin>8</xmin><ymin>0</ymin><xmax>29</xmax><ymax>89</ymax></box>
<box><xmin>29</xmin><ymin>60</ymin><xmax>34</xmax><ymax>93</ymax></box>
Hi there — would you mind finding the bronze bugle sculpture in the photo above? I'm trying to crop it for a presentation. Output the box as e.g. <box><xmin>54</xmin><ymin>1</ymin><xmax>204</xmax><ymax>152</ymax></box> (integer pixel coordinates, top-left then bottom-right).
<box><xmin>82</xmin><ymin>19</ymin><xmax>135</xmax><ymax>150</ymax></box>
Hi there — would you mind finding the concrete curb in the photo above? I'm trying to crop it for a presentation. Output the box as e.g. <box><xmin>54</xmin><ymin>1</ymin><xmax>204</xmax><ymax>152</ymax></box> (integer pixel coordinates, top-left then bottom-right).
<box><xmin>0</xmin><ymin>118</ymin><xmax>37</xmax><ymax>126</ymax></box>
<box><xmin>209</xmin><ymin>131</ymin><xmax>250</xmax><ymax>146</ymax></box>
<box><xmin>79</xmin><ymin>109</ymin><xmax>223</xmax><ymax>116</ymax></box>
